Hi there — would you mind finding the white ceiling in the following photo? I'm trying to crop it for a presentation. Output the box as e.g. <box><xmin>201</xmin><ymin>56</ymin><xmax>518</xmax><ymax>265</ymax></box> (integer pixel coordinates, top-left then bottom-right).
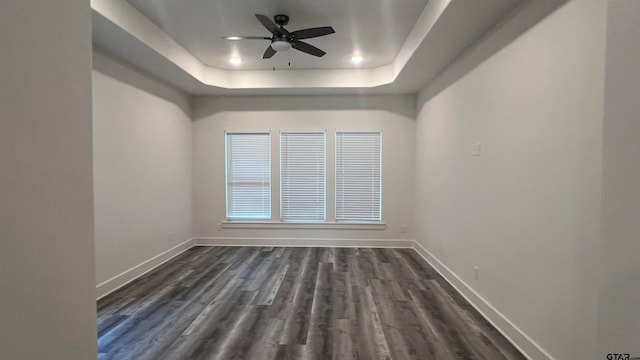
<box><xmin>91</xmin><ymin>0</ymin><xmax>568</xmax><ymax>95</ymax></box>
<box><xmin>126</xmin><ymin>0</ymin><xmax>429</xmax><ymax>70</ymax></box>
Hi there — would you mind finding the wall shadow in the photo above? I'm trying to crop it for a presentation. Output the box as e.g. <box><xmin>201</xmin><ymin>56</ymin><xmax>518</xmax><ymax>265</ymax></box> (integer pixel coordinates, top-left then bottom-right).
<box><xmin>192</xmin><ymin>93</ymin><xmax>417</xmax><ymax>121</ymax></box>
<box><xmin>92</xmin><ymin>47</ymin><xmax>192</xmax><ymax>117</ymax></box>
<box><xmin>417</xmin><ymin>0</ymin><xmax>569</xmax><ymax>114</ymax></box>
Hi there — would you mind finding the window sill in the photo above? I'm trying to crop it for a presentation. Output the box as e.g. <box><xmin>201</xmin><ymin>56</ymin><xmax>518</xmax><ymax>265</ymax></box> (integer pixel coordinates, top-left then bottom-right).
<box><xmin>222</xmin><ymin>221</ymin><xmax>387</xmax><ymax>230</ymax></box>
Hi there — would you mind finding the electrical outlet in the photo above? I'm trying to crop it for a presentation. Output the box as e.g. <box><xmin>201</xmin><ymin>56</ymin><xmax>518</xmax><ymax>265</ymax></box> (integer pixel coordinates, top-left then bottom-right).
<box><xmin>400</xmin><ymin>225</ymin><xmax>407</xmax><ymax>234</ymax></box>
<box><xmin>474</xmin><ymin>266</ymin><xmax>480</xmax><ymax>280</ymax></box>
<box><xmin>472</xmin><ymin>143</ymin><xmax>481</xmax><ymax>156</ymax></box>
<box><xmin>167</xmin><ymin>232</ymin><xmax>176</xmax><ymax>243</ymax></box>
<box><xmin>217</xmin><ymin>222</ymin><xmax>223</xmax><ymax>232</ymax></box>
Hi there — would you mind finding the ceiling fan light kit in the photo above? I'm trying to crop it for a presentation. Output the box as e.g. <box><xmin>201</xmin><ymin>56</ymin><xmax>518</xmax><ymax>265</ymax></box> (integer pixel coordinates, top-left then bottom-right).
<box><xmin>222</xmin><ymin>14</ymin><xmax>335</xmax><ymax>59</ymax></box>
<box><xmin>271</xmin><ymin>39</ymin><xmax>291</xmax><ymax>52</ymax></box>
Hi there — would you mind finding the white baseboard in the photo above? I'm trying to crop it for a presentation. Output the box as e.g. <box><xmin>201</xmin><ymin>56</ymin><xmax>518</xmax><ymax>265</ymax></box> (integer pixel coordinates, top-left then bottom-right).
<box><xmin>96</xmin><ymin>238</ymin><xmax>194</xmax><ymax>300</ymax></box>
<box><xmin>193</xmin><ymin>237</ymin><xmax>414</xmax><ymax>248</ymax></box>
<box><xmin>410</xmin><ymin>240</ymin><xmax>553</xmax><ymax>360</ymax></box>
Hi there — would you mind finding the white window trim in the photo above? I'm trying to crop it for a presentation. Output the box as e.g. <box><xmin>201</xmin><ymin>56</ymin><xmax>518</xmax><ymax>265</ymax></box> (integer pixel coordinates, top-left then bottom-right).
<box><xmin>222</xmin><ymin>128</ymin><xmax>385</xmax><ymax>229</ymax></box>
<box><xmin>221</xmin><ymin>220</ymin><xmax>386</xmax><ymax>230</ymax></box>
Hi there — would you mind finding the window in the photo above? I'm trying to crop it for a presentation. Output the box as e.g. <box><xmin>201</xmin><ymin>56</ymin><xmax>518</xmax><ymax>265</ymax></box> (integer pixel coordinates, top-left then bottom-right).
<box><xmin>280</xmin><ymin>131</ymin><xmax>326</xmax><ymax>221</ymax></box>
<box><xmin>225</xmin><ymin>132</ymin><xmax>271</xmax><ymax>220</ymax></box>
<box><xmin>335</xmin><ymin>131</ymin><xmax>382</xmax><ymax>222</ymax></box>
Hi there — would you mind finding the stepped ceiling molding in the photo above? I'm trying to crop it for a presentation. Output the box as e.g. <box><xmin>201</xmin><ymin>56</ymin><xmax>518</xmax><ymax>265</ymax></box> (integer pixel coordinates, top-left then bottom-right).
<box><xmin>91</xmin><ymin>0</ymin><xmax>568</xmax><ymax>95</ymax></box>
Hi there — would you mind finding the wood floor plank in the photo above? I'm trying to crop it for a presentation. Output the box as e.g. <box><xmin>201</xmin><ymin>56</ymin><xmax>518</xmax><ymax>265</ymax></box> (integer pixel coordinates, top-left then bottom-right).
<box><xmin>98</xmin><ymin>246</ymin><xmax>526</xmax><ymax>360</ymax></box>
<box><xmin>265</xmin><ymin>248</ymin><xmax>308</xmax><ymax>320</ymax></box>
<box><xmin>278</xmin><ymin>248</ymin><xmax>319</xmax><ymax>346</ymax></box>
<box><xmin>352</xmin><ymin>283</ymin><xmax>392</xmax><ymax>360</ymax></box>
<box><xmin>334</xmin><ymin>319</ymin><xmax>354</xmax><ymax>360</ymax></box>
<box><xmin>303</xmin><ymin>262</ymin><xmax>334</xmax><ymax>360</ymax></box>
<box><xmin>156</xmin><ymin>285</ymin><xmax>250</xmax><ymax>360</ymax></box>
<box><xmin>333</xmin><ymin>271</ymin><xmax>355</xmax><ymax>320</ymax></box>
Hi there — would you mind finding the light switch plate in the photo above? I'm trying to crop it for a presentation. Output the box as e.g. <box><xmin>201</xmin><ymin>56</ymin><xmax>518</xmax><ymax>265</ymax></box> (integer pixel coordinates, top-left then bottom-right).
<box><xmin>472</xmin><ymin>143</ymin><xmax>481</xmax><ymax>156</ymax></box>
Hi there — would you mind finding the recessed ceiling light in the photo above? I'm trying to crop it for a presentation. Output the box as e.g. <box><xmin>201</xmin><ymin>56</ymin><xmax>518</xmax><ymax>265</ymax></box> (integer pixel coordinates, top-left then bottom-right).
<box><xmin>224</xmin><ymin>36</ymin><xmax>242</xmax><ymax>40</ymax></box>
<box><xmin>351</xmin><ymin>56</ymin><xmax>364</xmax><ymax>64</ymax></box>
<box><xmin>229</xmin><ymin>57</ymin><xmax>242</xmax><ymax>65</ymax></box>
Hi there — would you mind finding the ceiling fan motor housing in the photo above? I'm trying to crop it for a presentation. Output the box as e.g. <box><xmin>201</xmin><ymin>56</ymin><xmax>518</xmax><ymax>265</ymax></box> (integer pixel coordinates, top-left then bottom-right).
<box><xmin>274</xmin><ymin>14</ymin><xmax>290</xmax><ymax>26</ymax></box>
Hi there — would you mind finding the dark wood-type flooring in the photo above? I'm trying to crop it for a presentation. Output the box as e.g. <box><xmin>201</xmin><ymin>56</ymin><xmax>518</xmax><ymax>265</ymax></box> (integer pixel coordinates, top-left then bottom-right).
<box><xmin>98</xmin><ymin>246</ymin><xmax>525</xmax><ymax>360</ymax></box>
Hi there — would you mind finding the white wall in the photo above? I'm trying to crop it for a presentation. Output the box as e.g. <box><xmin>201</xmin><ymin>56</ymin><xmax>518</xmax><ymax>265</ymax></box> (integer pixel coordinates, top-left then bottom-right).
<box><xmin>192</xmin><ymin>95</ymin><xmax>416</xmax><ymax>243</ymax></box>
<box><xmin>0</xmin><ymin>1</ymin><xmax>96</xmax><ymax>359</ymax></box>
<box><xmin>414</xmin><ymin>1</ymin><xmax>606</xmax><ymax>359</ymax></box>
<box><xmin>597</xmin><ymin>0</ymin><xmax>640</xmax><ymax>356</ymax></box>
<box><xmin>92</xmin><ymin>50</ymin><xmax>193</xmax><ymax>293</ymax></box>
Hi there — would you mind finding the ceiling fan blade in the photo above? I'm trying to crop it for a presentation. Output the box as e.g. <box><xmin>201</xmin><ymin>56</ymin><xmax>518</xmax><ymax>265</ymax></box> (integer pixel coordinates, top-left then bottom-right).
<box><xmin>255</xmin><ymin>14</ymin><xmax>279</xmax><ymax>34</ymax></box>
<box><xmin>222</xmin><ymin>36</ymin><xmax>271</xmax><ymax>40</ymax></box>
<box><xmin>291</xmin><ymin>40</ymin><xmax>326</xmax><ymax>57</ymax></box>
<box><xmin>291</xmin><ymin>26</ymin><xmax>335</xmax><ymax>40</ymax></box>
<box><xmin>262</xmin><ymin>45</ymin><xmax>277</xmax><ymax>59</ymax></box>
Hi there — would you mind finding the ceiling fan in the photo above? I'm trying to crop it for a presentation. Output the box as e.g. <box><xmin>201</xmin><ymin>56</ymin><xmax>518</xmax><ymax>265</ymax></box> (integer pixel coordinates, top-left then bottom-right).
<box><xmin>222</xmin><ymin>14</ymin><xmax>335</xmax><ymax>59</ymax></box>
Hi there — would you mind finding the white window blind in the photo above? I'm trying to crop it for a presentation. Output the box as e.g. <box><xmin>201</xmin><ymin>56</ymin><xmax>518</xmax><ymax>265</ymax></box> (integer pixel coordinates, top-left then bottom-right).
<box><xmin>280</xmin><ymin>132</ymin><xmax>326</xmax><ymax>221</ymax></box>
<box><xmin>336</xmin><ymin>132</ymin><xmax>382</xmax><ymax>222</ymax></box>
<box><xmin>226</xmin><ymin>132</ymin><xmax>271</xmax><ymax>219</ymax></box>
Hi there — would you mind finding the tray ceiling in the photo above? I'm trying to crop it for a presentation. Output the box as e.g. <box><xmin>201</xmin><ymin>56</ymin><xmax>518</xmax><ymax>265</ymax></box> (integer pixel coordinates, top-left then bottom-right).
<box><xmin>91</xmin><ymin>0</ymin><xmax>568</xmax><ymax>95</ymax></box>
<box><xmin>126</xmin><ymin>0</ymin><xmax>429</xmax><ymax>70</ymax></box>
